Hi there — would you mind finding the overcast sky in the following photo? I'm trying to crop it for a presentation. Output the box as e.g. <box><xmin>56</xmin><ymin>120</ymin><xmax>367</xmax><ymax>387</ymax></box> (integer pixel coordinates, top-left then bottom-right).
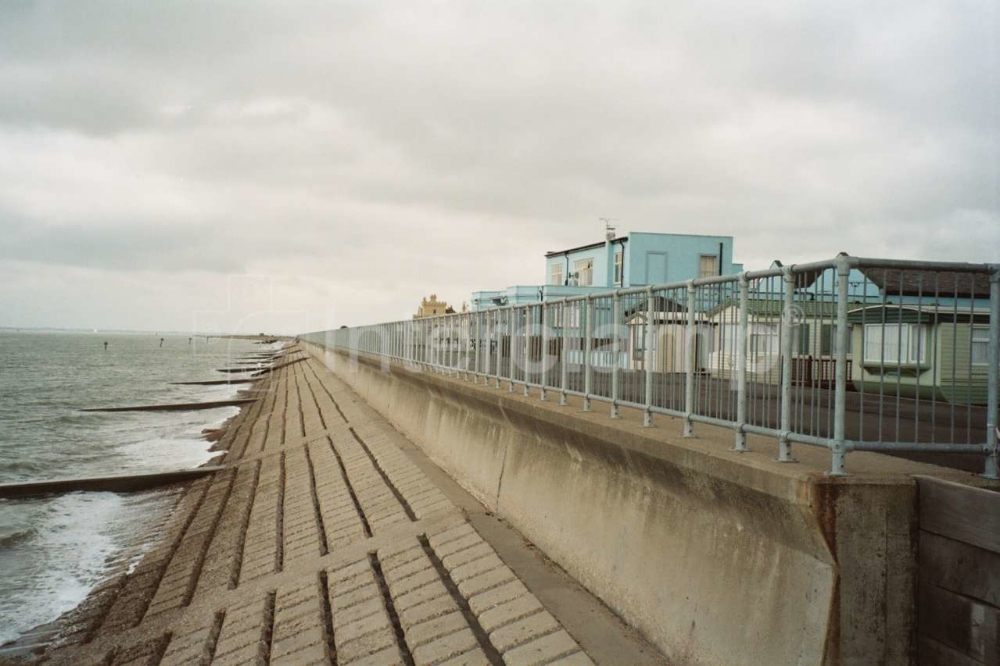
<box><xmin>0</xmin><ymin>1</ymin><xmax>996</xmax><ymax>334</ymax></box>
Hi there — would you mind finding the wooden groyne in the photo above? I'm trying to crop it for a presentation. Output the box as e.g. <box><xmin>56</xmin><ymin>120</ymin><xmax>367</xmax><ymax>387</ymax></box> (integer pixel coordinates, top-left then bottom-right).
<box><xmin>0</xmin><ymin>467</ymin><xmax>224</xmax><ymax>500</ymax></box>
<box><xmin>81</xmin><ymin>399</ymin><xmax>257</xmax><ymax>413</ymax></box>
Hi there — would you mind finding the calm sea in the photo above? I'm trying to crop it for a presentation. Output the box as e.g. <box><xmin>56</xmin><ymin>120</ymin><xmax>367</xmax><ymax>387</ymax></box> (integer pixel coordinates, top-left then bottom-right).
<box><xmin>0</xmin><ymin>331</ymin><xmax>272</xmax><ymax>645</ymax></box>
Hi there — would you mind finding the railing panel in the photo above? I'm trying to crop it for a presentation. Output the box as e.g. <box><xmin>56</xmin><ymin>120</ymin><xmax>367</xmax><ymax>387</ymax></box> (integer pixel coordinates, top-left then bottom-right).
<box><xmin>306</xmin><ymin>255</ymin><xmax>998</xmax><ymax>478</ymax></box>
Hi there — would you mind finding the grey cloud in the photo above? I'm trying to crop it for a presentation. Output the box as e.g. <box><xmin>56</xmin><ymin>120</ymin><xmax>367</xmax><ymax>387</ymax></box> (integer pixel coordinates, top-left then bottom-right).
<box><xmin>0</xmin><ymin>0</ymin><xmax>995</xmax><ymax>332</ymax></box>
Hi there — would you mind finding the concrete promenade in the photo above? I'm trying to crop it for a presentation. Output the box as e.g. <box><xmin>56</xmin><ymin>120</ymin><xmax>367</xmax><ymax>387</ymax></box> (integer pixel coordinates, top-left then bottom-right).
<box><xmin>306</xmin><ymin>344</ymin><xmax>999</xmax><ymax>666</ymax></box>
<box><xmin>24</xmin><ymin>347</ymin><xmax>661</xmax><ymax>665</ymax></box>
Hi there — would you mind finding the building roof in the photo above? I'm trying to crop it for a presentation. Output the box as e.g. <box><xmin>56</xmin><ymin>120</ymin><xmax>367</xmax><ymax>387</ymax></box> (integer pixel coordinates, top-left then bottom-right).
<box><xmin>857</xmin><ymin>268</ymin><xmax>992</xmax><ymax>298</ymax></box>
<box><xmin>846</xmin><ymin>304</ymin><xmax>991</xmax><ymax>325</ymax></box>
<box><xmin>622</xmin><ymin>296</ymin><xmax>687</xmax><ymax>319</ymax></box>
<box><xmin>544</xmin><ymin>237</ymin><xmax>627</xmax><ymax>258</ymax></box>
<box><xmin>708</xmin><ymin>298</ymin><xmax>846</xmax><ymax>318</ymax></box>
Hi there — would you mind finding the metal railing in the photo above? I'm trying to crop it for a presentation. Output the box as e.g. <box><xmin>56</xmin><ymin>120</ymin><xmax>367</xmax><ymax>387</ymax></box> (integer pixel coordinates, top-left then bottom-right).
<box><xmin>301</xmin><ymin>255</ymin><xmax>1000</xmax><ymax>477</ymax></box>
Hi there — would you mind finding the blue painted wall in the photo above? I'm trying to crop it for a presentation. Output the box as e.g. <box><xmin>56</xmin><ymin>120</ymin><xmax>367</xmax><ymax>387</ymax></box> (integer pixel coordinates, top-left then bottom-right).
<box><xmin>473</xmin><ymin>231</ymin><xmax>738</xmax><ymax>310</ymax></box>
<box><xmin>544</xmin><ymin>232</ymin><xmax>735</xmax><ymax>289</ymax></box>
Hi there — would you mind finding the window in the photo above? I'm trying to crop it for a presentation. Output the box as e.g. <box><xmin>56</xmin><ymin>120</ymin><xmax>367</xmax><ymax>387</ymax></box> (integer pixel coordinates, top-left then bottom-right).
<box><xmin>699</xmin><ymin>255</ymin><xmax>718</xmax><ymax>278</ymax></box>
<box><xmin>972</xmin><ymin>326</ymin><xmax>989</xmax><ymax>365</ymax></box>
<box><xmin>750</xmin><ymin>323</ymin><xmax>779</xmax><ymax>356</ymax></box>
<box><xmin>820</xmin><ymin>324</ymin><xmax>852</xmax><ymax>356</ymax></box>
<box><xmin>796</xmin><ymin>324</ymin><xmax>811</xmax><ymax>355</ymax></box>
<box><xmin>613</xmin><ymin>250</ymin><xmax>623</xmax><ymax>286</ymax></box>
<box><xmin>551</xmin><ymin>263</ymin><xmax>564</xmax><ymax>286</ymax></box>
<box><xmin>574</xmin><ymin>258</ymin><xmax>594</xmax><ymax>286</ymax></box>
<box><xmin>863</xmin><ymin>324</ymin><xmax>927</xmax><ymax>364</ymax></box>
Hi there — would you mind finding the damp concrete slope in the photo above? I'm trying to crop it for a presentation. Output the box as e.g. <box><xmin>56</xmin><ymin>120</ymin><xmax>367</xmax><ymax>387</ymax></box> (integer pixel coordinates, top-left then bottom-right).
<box><xmin>16</xmin><ymin>347</ymin><xmax>661</xmax><ymax>666</ymax></box>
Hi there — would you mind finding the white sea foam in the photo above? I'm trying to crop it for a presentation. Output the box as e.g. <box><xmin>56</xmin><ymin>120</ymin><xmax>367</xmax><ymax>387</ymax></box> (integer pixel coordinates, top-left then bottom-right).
<box><xmin>0</xmin><ymin>332</ymin><xmax>265</xmax><ymax>646</ymax></box>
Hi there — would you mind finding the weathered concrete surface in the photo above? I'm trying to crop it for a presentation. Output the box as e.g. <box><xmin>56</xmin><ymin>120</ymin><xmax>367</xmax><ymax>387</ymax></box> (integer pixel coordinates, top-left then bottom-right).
<box><xmin>18</xmin><ymin>347</ymin><xmax>655</xmax><ymax>665</ymax></box>
<box><xmin>304</xmin><ymin>344</ymin><xmax>997</xmax><ymax>666</ymax></box>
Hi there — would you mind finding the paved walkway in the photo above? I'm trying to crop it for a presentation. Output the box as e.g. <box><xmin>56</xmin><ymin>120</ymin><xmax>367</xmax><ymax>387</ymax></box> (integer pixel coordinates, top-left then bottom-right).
<box><xmin>28</xmin><ymin>348</ymin><xmax>662</xmax><ymax>666</ymax></box>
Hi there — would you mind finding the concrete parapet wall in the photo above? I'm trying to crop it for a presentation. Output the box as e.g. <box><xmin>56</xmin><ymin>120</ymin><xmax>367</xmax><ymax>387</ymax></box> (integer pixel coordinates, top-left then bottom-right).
<box><xmin>301</xmin><ymin>343</ymin><xmax>921</xmax><ymax>665</ymax></box>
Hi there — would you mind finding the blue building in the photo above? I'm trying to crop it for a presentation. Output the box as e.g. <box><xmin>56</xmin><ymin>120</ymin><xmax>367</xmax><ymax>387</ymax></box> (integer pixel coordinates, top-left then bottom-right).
<box><xmin>471</xmin><ymin>230</ymin><xmax>741</xmax><ymax>310</ymax></box>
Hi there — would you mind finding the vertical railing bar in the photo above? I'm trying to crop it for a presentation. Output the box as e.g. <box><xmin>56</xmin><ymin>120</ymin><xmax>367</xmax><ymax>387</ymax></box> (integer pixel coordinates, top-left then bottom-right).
<box><xmin>684</xmin><ymin>282</ymin><xmax>695</xmax><ymax>437</ymax></box>
<box><xmin>540</xmin><ymin>302</ymin><xmax>549</xmax><ymax>401</ymax></box>
<box><xmin>966</xmin><ymin>275</ymin><xmax>975</xmax><ymax>446</ymax></box>
<box><xmin>830</xmin><ymin>256</ymin><xmax>850</xmax><ymax>475</ymax></box>
<box><xmin>734</xmin><ymin>274</ymin><xmax>749</xmax><ymax>451</ymax></box>
<box><xmin>879</xmin><ymin>269</ymin><xmax>888</xmax><ymax>442</ymax></box>
<box><xmin>561</xmin><ymin>302</ymin><xmax>570</xmax><ymax>405</ymax></box>
<box><xmin>951</xmin><ymin>280</ymin><xmax>958</xmax><ymax>442</ymax></box>
<box><xmin>815</xmin><ymin>271</ymin><xmax>824</xmax><ymax>438</ymax></box>
<box><xmin>778</xmin><ymin>267</ymin><xmax>795</xmax><ymax>462</ymax></box>
<box><xmin>584</xmin><ymin>295</ymin><xmax>594</xmax><ymax>411</ymax></box>
<box><xmin>931</xmin><ymin>273</ymin><xmax>940</xmax><ymax>443</ymax></box>
<box><xmin>708</xmin><ymin>282</ymin><xmax>718</xmax><ymax>420</ymax></box>
<box><xmin>985</xmin><ymin>268</ymin><xmax>999</xmax><ymax>479</ymax></box>
<box><xmin>643</xmin><ymin>287</ymin><xmax>655</xmax><ymax>426</ymax></box>
<box><xmin>519</xmin><ymin>306</ymin><xmax>527</xmax><ymax>396</ymax></box>
<box><xmin>858</xmin><ymin>275</ymin><xmax>868</xmax><ymax>442</ymax></box>
<box><xmin>473</xmin><ymin>311</ymin><xmax>481</xmax><ymax>383</ymax></box>
<box><xmin>611</xmin><ymin>289</ymin><xmax>622</xmax><ymax>419</ymax></box>
<box><xmin>507</xmin><ymin>306</ymin><xmax>515</xmax><ymax>392</ymax></box>
<box><xmin>915</xmin><ymin>274</ymin><xmax>924</xmax><ymax>443</ymax></box>
<box><xmin>895</xmin><ymin>272</ymin><xmax>904</xmax><ymax>441</ymax></box>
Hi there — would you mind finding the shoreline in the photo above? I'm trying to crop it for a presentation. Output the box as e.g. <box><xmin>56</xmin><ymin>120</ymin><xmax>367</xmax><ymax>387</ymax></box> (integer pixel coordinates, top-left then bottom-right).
<box><xmin>0</xmin><ymin>345</ymin><xmax>285</xmax><ymax>661</ymax></box>
<box><xmin>18</xmin><ymin>344</ymin><xmax>637</xmax><ymax>665</ymax></box>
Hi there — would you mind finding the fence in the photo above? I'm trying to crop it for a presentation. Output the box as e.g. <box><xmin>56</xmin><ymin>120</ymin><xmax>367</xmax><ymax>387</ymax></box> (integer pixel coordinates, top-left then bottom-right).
<box><xmin>301</xmin><ymin>254</ymin><xmax>1000</xmax><ymax>477</ymax></box>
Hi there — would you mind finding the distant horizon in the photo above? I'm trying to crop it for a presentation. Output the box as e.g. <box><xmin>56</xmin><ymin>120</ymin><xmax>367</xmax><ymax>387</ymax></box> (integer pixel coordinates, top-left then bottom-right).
<box><xmin>0</xmin><ymin>326</ymin><xmax>286</xmax><ymax>337</ymax></box>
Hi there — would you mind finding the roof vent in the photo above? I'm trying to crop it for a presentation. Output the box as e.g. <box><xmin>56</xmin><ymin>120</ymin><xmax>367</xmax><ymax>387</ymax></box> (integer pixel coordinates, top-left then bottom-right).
<box><xmin>601</xmin><ymin>217</ymin><xmax>617</xmax><ymax>241</ymax></box>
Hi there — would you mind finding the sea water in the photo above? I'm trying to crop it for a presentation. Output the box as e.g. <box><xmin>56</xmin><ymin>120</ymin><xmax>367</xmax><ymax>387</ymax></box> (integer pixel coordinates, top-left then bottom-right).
<box><xmin>0</xmin><ymin>331</ymin><xmax>273</xmax><ymax>644</ymax></box>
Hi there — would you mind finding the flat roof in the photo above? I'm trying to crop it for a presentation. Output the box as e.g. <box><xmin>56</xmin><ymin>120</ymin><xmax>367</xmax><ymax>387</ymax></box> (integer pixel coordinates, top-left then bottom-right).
<box><xmin>545</xmin><ymin>237</ymin><xmax>627</xmax><ymax>258</ymax></box>
<box><xmin>544</xmin><ymin>231</ymin><xmax>734</xmax><ymax>258</ymax></box>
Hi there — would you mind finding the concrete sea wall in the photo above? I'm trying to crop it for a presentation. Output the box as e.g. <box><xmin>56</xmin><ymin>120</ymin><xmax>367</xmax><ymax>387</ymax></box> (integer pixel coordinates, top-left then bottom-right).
<box><xmin>301</xmin><ymin>341</ymin><xmax>920</xmax><ymax>665</ymax></box>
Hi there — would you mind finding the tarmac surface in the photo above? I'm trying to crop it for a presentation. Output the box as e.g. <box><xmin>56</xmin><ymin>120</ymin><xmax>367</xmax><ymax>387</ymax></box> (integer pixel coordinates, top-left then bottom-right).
<box><xmin>12</xmin><ymin>346</ymin><xmax>664</xmax><ymax>666</ymax></box>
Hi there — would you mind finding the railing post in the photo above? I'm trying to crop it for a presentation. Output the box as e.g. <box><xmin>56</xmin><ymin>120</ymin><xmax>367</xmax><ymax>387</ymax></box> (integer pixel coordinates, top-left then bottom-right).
<box><xmin>540</xmin><ymin>302</ymin><xmax>548</xmax><ymax>401</ymax></box>
<box><xmin>446</xmin><ymin>317</ymin><xmax>452</xmax><ymax>375</ymax></box>
<box><xmin>643</xmin><ymin>286</ymin><xmax>654</xmax><ymax>427</ymax></box>
<box><xmin>560</xmin><ymin>303</ymin><xmax>569</xmax><ymax>406</ymax></box>
<box><xmin>462</xmin><ymin>312</ymin><xmax>479</xmax><ymax>381</ymax></box>
<box><xmin>734</xmin><ymin>273</ymin><xmax>749</xmax><ymax>451</ymax></box>
<box><xmin>484</xmin><ymin>310</ymin><xmax>500</xmax><ymax>388</ymax></box>
<box><xmin>611</xmin><ymin>291</ymin><xmax>621</xmax><ymax>418</ymax></box>
<box><xmin>684</xmin><ymin>282</ymin><xmax>696</xmax><ymax>437</ymax></box>
<box><xmin>500</xmin><ymin>309</ymin><xmax>507</xmax><ymax>389</ymax></box>
<box><xmin>460</xmin><ymin>314</ymin><xmax>467</xmax><ymax>380</ymax></box>
<box><xmin>438</xmin><ymin>318</ymin><xmax>444</xmax><ymax>371</ymax></box>
<box><xmin>418</xmin><ymin>321</ymin><xmax>424</xmax><ymax>368</ymax></box>
<box><xmin>483</xmin><ymin>310</ymin><xmax>491</xmax><ymax>384</ymax></box>
<box><xmin>473</xmin><ymin>311</ymin><xmax>480</xmax><ymax>383</ymax></box>
<box><xmin>584</xmin><ymin>295</ymin><xmax>594</xmax><ymax>412</ymax></box>
<box><xmin>433</xmin><ymin>319</ymin><xmax>438</xmax><ymax>369</ymax></box>
<box><xmin>495</xmin><ymin>311</ymin><xmax>502</xmax><ymax>389</ymax></box>
<box><xmin>507</xmin><ymin>306</ymin><xmax>515</xmax><ymax>392</ymax></box>
<box><xmin>985</xmin><ymin>269</ymin><xmax>999</xmax><ymax>479</ymax></box>
<box><xmin>523</xmin><ymin>305</ymin><xmax>531</xmax><ymax>396</ymax></box>
<box><xmin>830</xmin><ymin>258</ymin><xmax>851</xmax><ymax>475</ymax></box>
<box><xmin>444</xmin><ymin>317</ymin><xmax>450</xmax><ymax>373</ymax></box>
<box><xmin>778</xmin><ymin>267</ymin><xmax>797</xmax><ymax>462</ymax></box>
